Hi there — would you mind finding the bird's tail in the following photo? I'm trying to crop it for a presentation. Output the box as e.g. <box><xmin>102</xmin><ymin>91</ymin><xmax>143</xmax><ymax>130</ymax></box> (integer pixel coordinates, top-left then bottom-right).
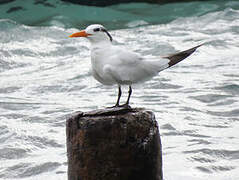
<box><xmin>162</xmin><ymin>43</ymin><xmax>204</xmax><ymax>68</ymax></box>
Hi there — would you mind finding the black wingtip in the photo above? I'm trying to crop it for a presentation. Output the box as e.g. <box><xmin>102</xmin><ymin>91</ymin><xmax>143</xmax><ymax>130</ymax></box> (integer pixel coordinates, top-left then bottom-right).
<box><xmin>165</xmin><ymin>43</ymin><xmax>204</xmax><ymax>68</ymax></box>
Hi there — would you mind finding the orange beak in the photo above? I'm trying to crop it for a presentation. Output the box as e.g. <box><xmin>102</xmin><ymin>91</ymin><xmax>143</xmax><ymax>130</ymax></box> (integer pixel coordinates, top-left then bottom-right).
<box><xmin>69</xmin><ymin>30</ymin><xmax>91</xmax><ymax>38</ymax></box>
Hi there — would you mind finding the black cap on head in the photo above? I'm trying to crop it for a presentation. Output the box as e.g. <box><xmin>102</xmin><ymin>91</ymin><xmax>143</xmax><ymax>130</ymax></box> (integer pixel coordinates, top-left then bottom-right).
<box><xmin>101</xmin><ymin>28</ymin><xmax>113</xmax><ymax>42</ymax></box>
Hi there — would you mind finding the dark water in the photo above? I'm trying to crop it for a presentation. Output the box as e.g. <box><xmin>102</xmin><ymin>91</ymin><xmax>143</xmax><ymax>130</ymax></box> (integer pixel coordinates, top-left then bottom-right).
<box><xmin>0</xmin><ymin>0</ymin><xmax>239</xmax><ymax>179</ymax></box>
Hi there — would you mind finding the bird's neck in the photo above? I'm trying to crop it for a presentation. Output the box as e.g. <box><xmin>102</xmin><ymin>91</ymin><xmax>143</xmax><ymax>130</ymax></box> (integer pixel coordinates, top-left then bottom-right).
<box><xmin>90</xmin><ymin>41</ymin><xmax>112</xmax><ymax>50</ymax></box>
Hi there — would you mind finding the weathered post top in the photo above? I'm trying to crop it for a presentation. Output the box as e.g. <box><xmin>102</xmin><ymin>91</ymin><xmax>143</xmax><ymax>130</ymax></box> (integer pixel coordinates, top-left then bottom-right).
<box><xmin>66</xmin><ymin>107</ymin><xmax>163</xmax><ymax>180</ymax></box>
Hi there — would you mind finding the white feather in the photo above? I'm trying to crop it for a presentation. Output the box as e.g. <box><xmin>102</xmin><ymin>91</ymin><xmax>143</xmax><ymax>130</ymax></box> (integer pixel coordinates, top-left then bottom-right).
<box><xmin>90</xmin><ymin>38</ymin><xmax>169</xmax><ymax>85</ymax></box>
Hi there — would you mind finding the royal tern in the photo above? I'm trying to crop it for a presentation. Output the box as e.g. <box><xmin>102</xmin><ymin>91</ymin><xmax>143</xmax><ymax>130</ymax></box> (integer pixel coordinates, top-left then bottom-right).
<box><xmin>69</xmin><ymin>24</ymin><xmax>202</xmax><ymax>108</ymax></box>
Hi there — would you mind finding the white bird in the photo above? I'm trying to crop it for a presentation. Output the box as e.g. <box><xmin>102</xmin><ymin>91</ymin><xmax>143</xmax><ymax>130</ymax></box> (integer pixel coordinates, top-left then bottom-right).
<box><xmin>69</xmin><ymin>24</ymin><xmax>202</xmax><ymax>108</ymax></box>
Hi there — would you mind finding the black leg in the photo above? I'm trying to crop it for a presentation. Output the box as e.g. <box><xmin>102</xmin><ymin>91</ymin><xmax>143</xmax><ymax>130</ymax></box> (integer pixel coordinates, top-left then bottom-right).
<box><xmin>115</xmin><ymin>85</ymin><xmax>122</xmax><ymax>107</ymax></box>
<box><xmin>125</xmin><ymin>85</ymin><xmax>132</xmax><ymax>105</ymax></box>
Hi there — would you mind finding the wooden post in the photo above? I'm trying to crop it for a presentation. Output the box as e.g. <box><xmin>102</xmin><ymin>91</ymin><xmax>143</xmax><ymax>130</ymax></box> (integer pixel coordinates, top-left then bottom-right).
<box><xmin>66</xmin><ymin>107</ymin><xmax>163</xmax><ymax>180</ymax></box>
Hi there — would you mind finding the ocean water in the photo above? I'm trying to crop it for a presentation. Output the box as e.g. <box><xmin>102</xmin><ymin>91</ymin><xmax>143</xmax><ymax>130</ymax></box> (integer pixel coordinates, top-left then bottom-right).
<box><xmin>0</xmin><ymin>0</ymin><xmax>239</xmax><ymax>179</ymax></box>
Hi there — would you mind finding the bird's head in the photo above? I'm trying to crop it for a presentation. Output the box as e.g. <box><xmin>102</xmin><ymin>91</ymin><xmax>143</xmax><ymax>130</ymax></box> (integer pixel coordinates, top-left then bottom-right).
<box><xmin>69</xmin><ymin>24</ymin><xmax>113</xmax><ymax>43</ymax></box>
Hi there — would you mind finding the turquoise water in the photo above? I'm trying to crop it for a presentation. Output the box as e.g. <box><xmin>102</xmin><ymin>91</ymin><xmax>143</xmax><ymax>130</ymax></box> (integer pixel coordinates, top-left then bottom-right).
<box><xmin>1</xmin><ymin>0</ymin><xmax>239</xmax><ymax>180</ymax></box>
<box><xmin>0</xmin><ymin>0</ymin><xmax>237</xmax><ymax>29</ymax></box>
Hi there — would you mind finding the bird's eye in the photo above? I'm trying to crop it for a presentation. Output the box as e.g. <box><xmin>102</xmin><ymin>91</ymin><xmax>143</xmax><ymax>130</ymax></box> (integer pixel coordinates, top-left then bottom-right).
<box><xmin>93</xmin><ymin>28</ymin><xmax>100</xmax><ymax>32</ymax></box>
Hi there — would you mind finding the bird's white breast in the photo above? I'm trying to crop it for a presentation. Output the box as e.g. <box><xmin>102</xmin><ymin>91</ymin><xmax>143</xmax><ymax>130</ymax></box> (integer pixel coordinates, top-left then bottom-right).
<box><xmin>90</xmin><ymin>45</ymin><xmax>117</xmax><ymax>85</ymax></box>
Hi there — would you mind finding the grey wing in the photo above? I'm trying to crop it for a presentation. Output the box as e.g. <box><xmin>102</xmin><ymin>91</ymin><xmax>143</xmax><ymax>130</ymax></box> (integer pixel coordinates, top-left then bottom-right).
<box><xmin>162</xmin><ymin>43</ymin><xmax>204</xmax><ymax>68</ymax></box>
<box><xmin>104</xmin><ymin>49</ymin><xmax>169</xmax><ymax>84</ymax></box>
